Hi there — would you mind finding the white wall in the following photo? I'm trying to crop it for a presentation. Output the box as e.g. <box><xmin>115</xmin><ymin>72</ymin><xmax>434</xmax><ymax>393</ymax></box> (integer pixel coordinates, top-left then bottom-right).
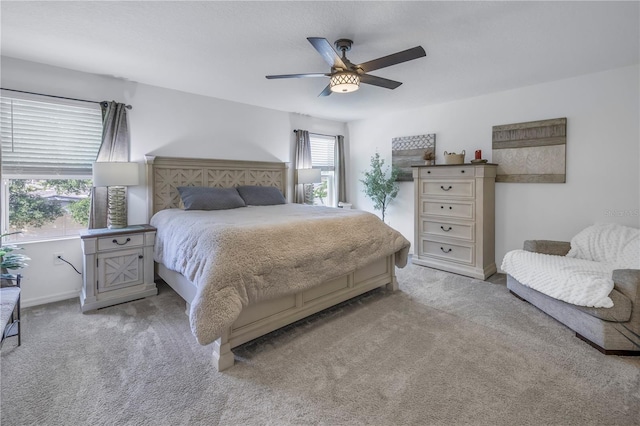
<box><xmin>3</xmin><ymin>56</ymin><xmax>637</xmax><ymax>305</ymax></box>
<box><xmin>1</xmin><ymin>56</ymin><xmax>346</xmax><ymax>306</ymax></box>
<box><xmin>348</xmin><ymin>65</ymin><xmax>640</xmax><ymax>268</ymax></box>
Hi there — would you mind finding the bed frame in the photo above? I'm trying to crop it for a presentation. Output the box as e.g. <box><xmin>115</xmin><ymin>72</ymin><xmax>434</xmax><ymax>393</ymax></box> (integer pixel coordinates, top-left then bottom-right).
<box><xmin>145</xmin><ymin>155</ymin><xmax>398</xmax><ymax>371</ymax></box>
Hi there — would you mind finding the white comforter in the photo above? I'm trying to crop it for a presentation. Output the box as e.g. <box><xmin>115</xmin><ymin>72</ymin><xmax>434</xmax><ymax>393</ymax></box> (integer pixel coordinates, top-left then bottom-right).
<box><xmin>501</xmin><ymin>250</ymin><xmax>616</xmax><ymax>308</ymax></box>
<box><xmin>502</xmin><ymin>223</ymin><xmax>639</xmax><ymax>308</ymax></box>
<box><xmin>151</xmin><ymin>204</ymin><xmax>411</xmax><ymax>345</ymax></box>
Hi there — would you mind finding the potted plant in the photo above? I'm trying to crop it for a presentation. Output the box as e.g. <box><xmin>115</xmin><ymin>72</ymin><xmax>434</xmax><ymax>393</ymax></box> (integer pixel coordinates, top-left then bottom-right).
<box><xmin>360</xmin><ymin>152</ymin><xmax>400</xmax><ymax>222</ymax></box>
<box><xmin>1</xmin><ymin>232</ymin><xmax>29</xmax><ymax>285</ymax></box>
<box><xmin>422</xmin><ymin>150</ymin><xmax>435</xmax><ymax>165</ymax></box>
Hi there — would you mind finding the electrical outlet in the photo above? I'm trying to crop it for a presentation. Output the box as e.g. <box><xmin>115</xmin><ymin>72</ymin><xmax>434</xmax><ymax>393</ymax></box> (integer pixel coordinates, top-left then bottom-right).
<box><xmin>53</xmin><ymin>252</ymin><xmax>64</xmax><ymax>265</ymax></box>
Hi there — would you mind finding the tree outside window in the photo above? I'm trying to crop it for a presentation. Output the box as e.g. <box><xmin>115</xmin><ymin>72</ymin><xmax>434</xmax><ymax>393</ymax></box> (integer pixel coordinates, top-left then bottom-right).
<box><xmin>4</xmin><ymin>179</ymin><xmax>92</xmax><ymax>242</ymax></box>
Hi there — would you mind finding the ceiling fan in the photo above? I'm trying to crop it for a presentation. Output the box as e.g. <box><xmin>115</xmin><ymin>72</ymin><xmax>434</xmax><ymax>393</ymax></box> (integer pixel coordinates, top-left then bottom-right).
<box><xmin>266</xmin><ymin>37</ymin><xmax>426</xmax><ymax>96</ymax></box>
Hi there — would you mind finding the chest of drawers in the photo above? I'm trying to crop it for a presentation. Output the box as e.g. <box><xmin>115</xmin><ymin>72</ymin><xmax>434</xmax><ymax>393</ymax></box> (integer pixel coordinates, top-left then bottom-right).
<box><xmin>412</xmin><ymin>164</ymin><xmax>497</xmax><ymax>279</ymax></box>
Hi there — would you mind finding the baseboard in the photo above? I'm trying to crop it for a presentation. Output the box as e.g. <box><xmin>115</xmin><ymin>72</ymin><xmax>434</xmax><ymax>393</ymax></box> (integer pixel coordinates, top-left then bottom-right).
<box><xmin>576</xmin><ymin>333</ymin><xmax>640</xmax><ymax>356</ymax></box>
<box><xmin>22</xmin><ymin>290</ymin><xmax>79</xmax><ymax>308</ymax></box>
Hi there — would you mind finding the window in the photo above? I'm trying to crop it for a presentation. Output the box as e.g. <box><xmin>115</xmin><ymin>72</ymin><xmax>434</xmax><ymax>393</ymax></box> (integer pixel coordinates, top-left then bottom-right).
<box><xmin>309</xmin><ymin>133</ymin><xmax>336</xmax><ymax>207</ymax></box>
<box><xmin>1</xmin><ymin>95</ymin><xmax>102</xmax><ymax>242</ymax></box>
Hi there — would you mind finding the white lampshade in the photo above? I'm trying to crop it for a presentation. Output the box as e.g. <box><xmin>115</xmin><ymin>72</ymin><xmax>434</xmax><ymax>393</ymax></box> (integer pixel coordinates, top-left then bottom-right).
<box><xmin>330</xmin><ymin>72</ymin><xmax>360</xmax><ymax>93</ymax></box>
<box><xmin>297</xmin><ymin>168</ymin><xmax>322</xmax><ymax>184</ymax></box>
<box><xmin>92</xmin><ymin>162</ymin><xmax>139</xmax><ymax>187</ymax></box>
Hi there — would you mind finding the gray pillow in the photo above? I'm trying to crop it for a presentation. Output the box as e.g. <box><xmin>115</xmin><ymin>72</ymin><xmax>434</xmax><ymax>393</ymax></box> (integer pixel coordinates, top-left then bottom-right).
<box><xmin>236</xmin><ymin>185</ymin><xmax>286</xmax><ymax>206</ymax></box>
<box><xmin>177</xmin><ymin>186</ymin><xmax>246</xmax><ymax>210</ymax></box>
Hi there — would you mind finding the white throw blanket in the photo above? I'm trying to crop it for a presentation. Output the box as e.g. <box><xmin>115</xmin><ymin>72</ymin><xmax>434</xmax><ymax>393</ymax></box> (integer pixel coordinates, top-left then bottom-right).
<box><xmin>151</xmin><ymin>204</ymin><xmax>411</xmax><ymax>345</ymax></box>
<box><xmin>501</xmin><ymin>250</ymin><xmax>615</xmax><ymax>308</ymax></box>
<box><xmin>502</xmin><ymin>223</ymin><xmax>639</xmax><ymax>308</ymax></box>
<box><xmin>566</xmin><ymin>222</ymin><xmax>640</xmax><ymax>269</ymax></box>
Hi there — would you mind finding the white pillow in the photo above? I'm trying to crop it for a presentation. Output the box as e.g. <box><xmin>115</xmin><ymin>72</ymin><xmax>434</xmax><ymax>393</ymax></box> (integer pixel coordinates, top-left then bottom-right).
<box><xmin>566</xmin><ymin>223</ymin><xmax>640</xmax><ymax>269</ymax></box>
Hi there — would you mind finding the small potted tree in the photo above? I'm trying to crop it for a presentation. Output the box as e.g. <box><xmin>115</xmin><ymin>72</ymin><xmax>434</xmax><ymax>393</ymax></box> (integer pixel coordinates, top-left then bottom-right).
<box><xmin>360</xmin><ymin>152</ymin><xmax>400</xmax><ymax>222</ymax></box>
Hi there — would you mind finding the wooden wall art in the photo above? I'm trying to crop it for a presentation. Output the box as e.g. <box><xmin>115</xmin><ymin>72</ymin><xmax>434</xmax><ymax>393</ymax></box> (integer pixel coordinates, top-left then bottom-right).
<box><xmin>392</xmin><ymin>133</ymin><xmax>436</xmax><ymax>181</ymax></box>
<box><xmin>492</xmin><ymin>118</ymin><xmax>566</xmax><ymax>183</ymax></box>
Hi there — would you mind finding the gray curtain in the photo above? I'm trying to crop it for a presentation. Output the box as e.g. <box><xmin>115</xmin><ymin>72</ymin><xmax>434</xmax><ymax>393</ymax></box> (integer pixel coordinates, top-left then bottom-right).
<box><xmin>335</xmin><ymin>135</ymin><xmax>346</xmax><ymax>204</ymax></box>
<box><xmin>293</xmin><ymin>129</ymin><xmax>312</xmax><ymax>204</ymax></box>
<box><xmin>89</xmin><ymin>101</ymin><xmax>131</xmax><ymax>229</ymax></box>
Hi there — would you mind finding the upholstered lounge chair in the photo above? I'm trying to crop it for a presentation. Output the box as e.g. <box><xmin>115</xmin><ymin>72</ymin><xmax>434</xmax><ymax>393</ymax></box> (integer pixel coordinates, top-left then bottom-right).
<box><xmin>507</xmin><ymin>240</ymin><xmax>640</xmax><ymax>355</ymax></box>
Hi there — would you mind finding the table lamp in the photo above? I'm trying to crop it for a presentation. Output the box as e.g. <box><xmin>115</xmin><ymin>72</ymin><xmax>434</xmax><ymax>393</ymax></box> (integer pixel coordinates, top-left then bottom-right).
<box><xmin>92</xmin><ymin>162</ymin><xmax>139</xmax><ymax>229</ymax></box>
<box><xmin>297</xmin><ymin>168</ymin><xmax>322</xmax><ymax>204</ymax></box>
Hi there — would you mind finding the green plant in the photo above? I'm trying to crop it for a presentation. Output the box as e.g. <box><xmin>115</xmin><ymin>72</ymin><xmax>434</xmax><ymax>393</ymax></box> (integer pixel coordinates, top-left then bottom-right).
<box><xmin>360</xmin><ymin>152</ymin><xmax>400</xmax><ymax>222</ymax></box>
<box><xmin>1</xmin><ymin>232</ymin><xmax>30</xmax><ymax>279</ymax></box>
<box><xmin>69</xmin><ymin>197</ymin><xmax>91</xmax><ymax>226</ymax></box>
<box><xmin>9</xmin><ymin>180</ymin><xmax>65</xmax><ymax>229</ymax></box>
<box><xmin>8</xmin><ymin>179</ymin><xmax>92</xmax><ymax>230</ymax></box>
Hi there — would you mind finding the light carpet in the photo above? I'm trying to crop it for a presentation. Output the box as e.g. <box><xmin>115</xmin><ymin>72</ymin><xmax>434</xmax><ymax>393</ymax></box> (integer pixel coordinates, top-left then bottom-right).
<box><xmin>1</xmin><ymin>263</ymin><xmax>639</xmax><ymax>425</ymax></box>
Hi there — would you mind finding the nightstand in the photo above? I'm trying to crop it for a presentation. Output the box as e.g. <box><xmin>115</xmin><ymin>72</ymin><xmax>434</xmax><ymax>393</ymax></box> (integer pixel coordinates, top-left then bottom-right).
<box><xmin>79</xmin><ymin>225</ymin><xmax>157</xmax><ymax>312</ymax></box>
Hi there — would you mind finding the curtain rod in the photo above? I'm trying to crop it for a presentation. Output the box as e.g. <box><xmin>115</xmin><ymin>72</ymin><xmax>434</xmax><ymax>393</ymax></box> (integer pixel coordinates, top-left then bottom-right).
<box><xmin>293</xmin><ymin>129</ymin><xmax>343</xmax><ymax>138</ymax></box>
<box><xmin>0</xmin><ymin>88</ymin><xmax>132</xmax><ymax>110</ymax></box>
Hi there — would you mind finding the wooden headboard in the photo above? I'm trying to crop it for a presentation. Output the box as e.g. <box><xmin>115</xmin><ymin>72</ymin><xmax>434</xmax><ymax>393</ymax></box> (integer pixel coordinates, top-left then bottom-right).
<box><xmin>145</xmin><ymin>156</ymin><xmax>289</xmax><ymax>218</ymax></box>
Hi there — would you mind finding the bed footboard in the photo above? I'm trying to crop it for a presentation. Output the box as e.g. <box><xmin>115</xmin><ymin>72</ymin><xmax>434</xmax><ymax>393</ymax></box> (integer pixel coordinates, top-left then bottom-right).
<box><xmin>157</xmin><ymin>253</ymin><xmax>397</xmax><ymax>371</ymax></box>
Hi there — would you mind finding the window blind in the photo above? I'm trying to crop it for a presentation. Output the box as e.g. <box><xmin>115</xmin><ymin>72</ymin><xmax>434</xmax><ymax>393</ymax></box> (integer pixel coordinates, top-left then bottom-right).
<box><xmin>0</xmin><ymin>97</ymin><xmax>103</xmax><ymax>178</ymax></box>
<box><xmin>310</xmin><ymin>134</ymin><xmax>335</xmax><ymax>171</ymax></box>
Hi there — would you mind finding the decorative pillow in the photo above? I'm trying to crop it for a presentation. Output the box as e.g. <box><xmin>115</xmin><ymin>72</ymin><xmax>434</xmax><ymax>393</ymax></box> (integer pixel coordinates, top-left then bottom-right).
<box><xmin>236</xmin><ymin>185</ymin><xmax>286</xmax><ymax>206</ymax></box>
<box><xmin>566</xmin><ymin>223</ymin><xmax>640</xmax><ymax>269</ymax></box>
<box><xmin>177</xmin><ymin>186</ymin><xmax>246</xmax><ymax>211</ymax></box>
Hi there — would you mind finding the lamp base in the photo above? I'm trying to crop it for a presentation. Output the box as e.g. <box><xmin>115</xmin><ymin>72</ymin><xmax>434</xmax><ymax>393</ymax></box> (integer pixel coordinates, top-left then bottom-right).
<box><xmin>107</xmin><ymin>186</ymin><xmax>128</xmax><ymax>229</ymax></box>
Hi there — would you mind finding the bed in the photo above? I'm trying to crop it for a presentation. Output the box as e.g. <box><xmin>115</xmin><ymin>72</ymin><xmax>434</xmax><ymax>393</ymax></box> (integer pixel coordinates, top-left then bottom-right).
<box><xmin>145</xmin><ymin>156</ymin><xmax>410</xmax><ymax>370</ymax></box>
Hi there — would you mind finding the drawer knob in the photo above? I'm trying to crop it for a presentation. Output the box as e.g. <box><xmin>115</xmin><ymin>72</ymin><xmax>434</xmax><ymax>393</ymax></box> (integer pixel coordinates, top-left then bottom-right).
<box><xmin>440</xmin><ymin>247</ymin><xmax>452</xmax><ymax>253</ymax></box>
<box><xmin>112</xmin><ymin>237</ymin><xmax>131</xmax><ymax>246</ymax></box>
<box><xmin>460</xmin><ymin>170</ymin><xmax>465</xmax><ymax>173</ymax></box>
<box><xmin>440</xmin><ymin>185</ymin><xmax>452</xmax><ymax>191</ymax></box>
<box><xmin>441</xmin><ymin>226</ymin><xmax>452</xmax><ymax>232</ymax></box>
<box><xmin>441</xmin><ymin>206</ymin><xmax>452</xmax><ymax>210</ymax></box>
<box><xmin>427</xmin><ymin>170</ymin><xmax>431</xmax><ymax>174</ymax></box>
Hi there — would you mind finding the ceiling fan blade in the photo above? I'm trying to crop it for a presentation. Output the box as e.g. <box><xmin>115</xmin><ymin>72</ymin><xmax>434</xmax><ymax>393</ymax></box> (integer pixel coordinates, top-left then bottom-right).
<box><xmin>318</xmin><ymin>85</ymin><xmax>332</xmax><ymax>97</ymax></box>
<box><xmin>307</xmin><ymin>37</ymin><xmax>347</xmax><ymax>69</ymax></box>
<box><xmin>266</xmin><ymin>73</ymin><xmax>329</xmax><ymax>79</ymax></box>
<box><xmin>359</xmin><ymin>74</ymin><xmax>403</xmax><ymax>90</ymax></box>
<box><xmin>358</xmin><ymin>46</ymin><xmax>426</xmax><ymax>73</ymax></box>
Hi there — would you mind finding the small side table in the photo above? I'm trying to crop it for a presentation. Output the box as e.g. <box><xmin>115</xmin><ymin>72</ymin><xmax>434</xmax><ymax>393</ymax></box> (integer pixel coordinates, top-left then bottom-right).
<box><xmin>79</xmin><ymin>225</ymin><xmax>157</xmax><ymax>312</ymax></box>
<box><xmin>1</xmin><ymin>274</ymin><xmax>21</xmax><ymax>347</ymax></box>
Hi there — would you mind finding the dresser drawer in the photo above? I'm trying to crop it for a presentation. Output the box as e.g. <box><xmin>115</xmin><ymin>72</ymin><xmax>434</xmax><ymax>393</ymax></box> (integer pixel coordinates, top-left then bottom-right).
<box><xmin>421</xmin><ymin>200</ymin><xmax>474</xmax><ymax>220</ymax></box>
<box><xmin>418</xmin><ymin>166</ymin><xmax>475</xmax><ymax>178</ymax></box>
<box><xmin>421</xmin><ymin>179</ymin><xmax>474</xmax><ymax>198</ymax></box>
<box><xmin>420</xmin><ymin>238</ymin><xmax>474</xmax><ymax>265</ymax></box>
<box><xmin>97</xmin><ymin>233</ymin><xmax>145</xmax><ymax>251</ymax></box>
<box><xmin>421</xmin><ymin>219</ymin><xmax>474</xmax><ymax>241</ymax></box>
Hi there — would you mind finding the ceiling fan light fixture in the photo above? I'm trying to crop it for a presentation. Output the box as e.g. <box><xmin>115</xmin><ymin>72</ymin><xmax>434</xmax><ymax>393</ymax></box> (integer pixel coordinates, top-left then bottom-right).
<box><xmin>330</xmin><ymin>72</ymin><xmax>360</xmax><ymax>93</ymax></box>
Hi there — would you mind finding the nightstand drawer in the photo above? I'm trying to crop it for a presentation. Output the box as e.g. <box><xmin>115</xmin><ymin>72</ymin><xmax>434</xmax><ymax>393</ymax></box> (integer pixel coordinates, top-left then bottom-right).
<box><xmin>97</xmin><ymin>233</ymin><xmax>144</xmax><ymax>251</ymax></box>
<box><xmin>97</xmin><ymin>248</ymin><xmax>145</xmax><ymax>292</ymax></box>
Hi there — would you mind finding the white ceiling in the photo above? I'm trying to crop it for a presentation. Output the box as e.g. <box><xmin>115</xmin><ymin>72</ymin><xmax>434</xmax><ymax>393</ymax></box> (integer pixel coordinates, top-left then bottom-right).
<box><xmin>1</xmin><ymin>1</ymin><xmax>638</xmax><ymax>122</ymax></box>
